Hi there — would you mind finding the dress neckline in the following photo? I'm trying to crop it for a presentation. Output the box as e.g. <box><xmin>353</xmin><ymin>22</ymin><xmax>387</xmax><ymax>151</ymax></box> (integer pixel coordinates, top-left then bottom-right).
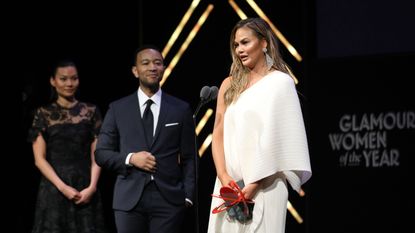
<box><xmin>55</xmin><ymin>101</ymin><xmax>79</xmax><ymax>109</ymax></box>
<box><xmin>243</xmin><ymin>70</ymin><xmax>279</xmax><ymax>93</ymax></box>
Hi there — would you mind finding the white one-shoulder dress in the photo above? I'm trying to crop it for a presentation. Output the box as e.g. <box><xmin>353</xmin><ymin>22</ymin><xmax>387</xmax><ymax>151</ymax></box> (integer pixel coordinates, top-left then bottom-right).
<box><xmin>207</xmin><ymin>71</ymin><xmax>312</xmax><ymax>233</ymax></box>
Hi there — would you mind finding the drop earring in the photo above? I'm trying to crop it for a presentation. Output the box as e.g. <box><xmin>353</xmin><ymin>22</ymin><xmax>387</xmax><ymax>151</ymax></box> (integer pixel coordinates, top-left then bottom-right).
<box><xmin>262</xmin><ymin>47</ymin><xmax>274</xmax><ymax>70</ymax></box>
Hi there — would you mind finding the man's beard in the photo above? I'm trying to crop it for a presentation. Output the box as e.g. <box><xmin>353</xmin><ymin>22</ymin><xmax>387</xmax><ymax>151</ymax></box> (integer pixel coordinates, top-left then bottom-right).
<box><xmin>141</xmin><ymin>79</ymin><xmax>160</xmax><ymax>92</ymax></box>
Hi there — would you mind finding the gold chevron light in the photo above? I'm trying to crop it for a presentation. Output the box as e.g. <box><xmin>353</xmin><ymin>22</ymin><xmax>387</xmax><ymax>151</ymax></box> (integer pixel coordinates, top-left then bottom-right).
<box><xmin>287</xmin><ymin>200</ymin><xmax>303</xmax><ymax>223</ymax></box>
<box><xmin>198</xmin><ymin>134</ymin><xmax>212</xmax><ymax>157</ymax></box>
<box><xmin>228</xmin><ymin>0</ymin><xmax>247</xmax><ymax>19</ymax></box>
<box><xmin>162</xmin><ymin>0</ymin><xmax>201</xmax><ymax>59</ymax></box>
<box><xmin>196</xmin><ymin>109</ymin><xmax>214</xmax><ymax>135</ymax></box>
<box><xmin>285</xmin><ymin>64</ymin><xmax>299</xmax><ymax>84</ymax></box>
<box><xmin>161</xmin><ymin>4</ymin><xmax>214</xmax><ymax>86</ymax></box>
<box><xmin>246</xmin><ymin>0</ymin><xmax>303</xmax><ymax>62</ymax></box>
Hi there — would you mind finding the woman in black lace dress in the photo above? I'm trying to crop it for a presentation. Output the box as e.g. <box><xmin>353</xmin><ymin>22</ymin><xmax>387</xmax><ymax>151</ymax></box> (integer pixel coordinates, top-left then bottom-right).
<box><xmin>28</xmin><ymin>60</ymin><xmax>108</xmax><ymax>233</ymax></box>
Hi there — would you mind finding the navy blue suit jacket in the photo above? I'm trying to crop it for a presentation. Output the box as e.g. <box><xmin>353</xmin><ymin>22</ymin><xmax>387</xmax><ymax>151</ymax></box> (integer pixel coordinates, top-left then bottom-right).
<box><xmin>95</xmin><ymin>91</ymin><xmax>196</xmax><ymax>211</ymax></box>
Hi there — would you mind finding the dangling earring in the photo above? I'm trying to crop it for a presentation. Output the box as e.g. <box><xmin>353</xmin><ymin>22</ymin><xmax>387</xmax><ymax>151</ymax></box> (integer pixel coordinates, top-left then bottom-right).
<box><xmin>262</xmin><ymin>47</ymin><xmax>274</xmax><ymax>70</ymax></box>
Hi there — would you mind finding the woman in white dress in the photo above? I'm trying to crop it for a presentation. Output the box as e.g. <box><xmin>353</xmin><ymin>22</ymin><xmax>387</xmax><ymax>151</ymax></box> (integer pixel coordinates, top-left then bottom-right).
<box><xmin>207</xmin><ymin>17</ymin><xmax>312</xmax><ymax>233</ymax></box>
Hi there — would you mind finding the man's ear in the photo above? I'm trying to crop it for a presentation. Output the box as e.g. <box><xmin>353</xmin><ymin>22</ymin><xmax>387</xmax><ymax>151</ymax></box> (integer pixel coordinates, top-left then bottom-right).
<box><xmin>132</xmin><ymin>66</ymin><xmax>139</xmax><ymax>78</ymax></box>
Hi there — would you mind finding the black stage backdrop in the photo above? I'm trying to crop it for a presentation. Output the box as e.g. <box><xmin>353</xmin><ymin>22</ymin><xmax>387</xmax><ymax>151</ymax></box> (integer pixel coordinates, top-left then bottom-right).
<box><xmin>12</xmin><ymin>1</ymin><xmax>414</xmax><ymax>233</ymax></box>
<box><xmin>308</xmin><ymin>0</ymin><xmax>415</xmax><ymax>232</ymax></box>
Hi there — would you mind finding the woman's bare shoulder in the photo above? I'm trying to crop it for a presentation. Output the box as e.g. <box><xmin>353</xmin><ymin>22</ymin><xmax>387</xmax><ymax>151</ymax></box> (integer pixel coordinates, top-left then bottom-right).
<box><xmin>220</xmin><ymin>76</ymin><xmax>232</xmax><ymax>90</ymax></box>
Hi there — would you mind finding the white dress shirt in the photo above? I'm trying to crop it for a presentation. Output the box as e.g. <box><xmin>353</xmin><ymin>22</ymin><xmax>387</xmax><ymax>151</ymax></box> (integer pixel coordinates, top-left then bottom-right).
<box><xmin>125</xmin><ymin>87</ymin><xmax>162</xmax><ymax>170</ymax></box>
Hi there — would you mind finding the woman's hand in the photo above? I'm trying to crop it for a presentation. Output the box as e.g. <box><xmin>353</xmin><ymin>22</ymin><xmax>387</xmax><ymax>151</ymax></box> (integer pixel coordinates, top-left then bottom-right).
<box><xmin>242</xmin><ymin>182</ymin><xmax>260</xmax><ymax>200</ymax></box>
<box><xmin>59</xmin><ymin>184</ymin><xmax>81</xmax><ymax>202</ymax></box>
<box><xmin>218</xmin><ymin>173</ymin><xmax>234</xmax><ymax>188</ymax></box>
<box><xmin>75</xmin><ymin>186</ymin><xmax>97</xmax><ymax>205</ymax></box>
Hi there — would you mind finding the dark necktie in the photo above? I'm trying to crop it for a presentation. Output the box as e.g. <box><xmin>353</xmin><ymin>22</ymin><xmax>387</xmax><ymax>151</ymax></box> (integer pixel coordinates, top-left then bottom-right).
<box><xmin>143</xmin><ymin>99</ymin><xmax>154</xmax><ymax>146</ymax></box>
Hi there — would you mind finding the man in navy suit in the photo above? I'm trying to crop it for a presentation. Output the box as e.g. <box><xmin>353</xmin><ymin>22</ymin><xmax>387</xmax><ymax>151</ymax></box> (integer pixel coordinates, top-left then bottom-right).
<box><xmin>95</xmin><ymin>45</ymin><xmax>196</xmax><ymax>233</ymax></box>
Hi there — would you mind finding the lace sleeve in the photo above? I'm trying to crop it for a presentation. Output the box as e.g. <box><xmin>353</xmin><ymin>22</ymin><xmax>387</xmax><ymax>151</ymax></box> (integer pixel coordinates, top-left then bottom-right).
<box><xmin>27</xmin><ymin>108</ymin><xmax>47</xmax><ymax>142</ymax></box>
<box><xmin>92</xmin><ymin>105</ymin><xmax>102</xmax><ymax>137</ymax></box>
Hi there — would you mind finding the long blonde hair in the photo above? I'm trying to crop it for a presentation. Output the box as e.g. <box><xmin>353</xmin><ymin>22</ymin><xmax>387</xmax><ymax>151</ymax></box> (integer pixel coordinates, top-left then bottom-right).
<box><xmin>224</xmin><ymin>17</ymin><xmax>291</xmax><ymax>105</ymax></box>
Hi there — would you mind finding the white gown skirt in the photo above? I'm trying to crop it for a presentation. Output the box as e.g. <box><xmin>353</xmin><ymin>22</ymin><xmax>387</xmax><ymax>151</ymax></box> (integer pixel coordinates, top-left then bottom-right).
<box><xmin>207</xmin><ymin>172</ymin><xmax>288</xmax><ymax>233</ymax></box>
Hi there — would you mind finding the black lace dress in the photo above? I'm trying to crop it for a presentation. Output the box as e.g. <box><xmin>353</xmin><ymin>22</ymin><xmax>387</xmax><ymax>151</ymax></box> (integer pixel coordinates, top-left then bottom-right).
<box><xmin>28</xmin><ymin>102</ymin><xmax>108</xmax><ymax>233</ymax></box>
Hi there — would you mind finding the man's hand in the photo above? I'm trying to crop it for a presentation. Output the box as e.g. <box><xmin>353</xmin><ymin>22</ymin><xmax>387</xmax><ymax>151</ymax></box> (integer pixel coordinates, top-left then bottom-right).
<box><xmin>129</xmin><ymin>151</ymin><xmax>157</xmax><ymax>172</ymax></box>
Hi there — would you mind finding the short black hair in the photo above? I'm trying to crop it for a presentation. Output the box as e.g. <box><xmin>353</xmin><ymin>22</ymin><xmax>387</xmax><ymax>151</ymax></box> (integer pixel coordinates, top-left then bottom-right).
<box><xmin>133</xmin><ymin>44</ymin><xmax>163</xmax><ymax>65</ymax></box>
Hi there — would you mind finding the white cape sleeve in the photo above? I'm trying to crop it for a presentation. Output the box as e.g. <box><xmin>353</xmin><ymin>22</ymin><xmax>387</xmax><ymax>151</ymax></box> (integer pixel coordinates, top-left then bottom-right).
<box><xmin>238</xmin><ymin>72</ymin><xmax>312</xmax><ymax>189</ymax></box>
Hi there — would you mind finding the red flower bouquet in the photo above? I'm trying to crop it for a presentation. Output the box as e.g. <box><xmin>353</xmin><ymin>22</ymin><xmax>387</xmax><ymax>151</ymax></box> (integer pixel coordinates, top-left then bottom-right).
<box><xmin>211</xmin><ymin>180</ymin><xmax>255</xmax><ymax>223</ymax></box>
